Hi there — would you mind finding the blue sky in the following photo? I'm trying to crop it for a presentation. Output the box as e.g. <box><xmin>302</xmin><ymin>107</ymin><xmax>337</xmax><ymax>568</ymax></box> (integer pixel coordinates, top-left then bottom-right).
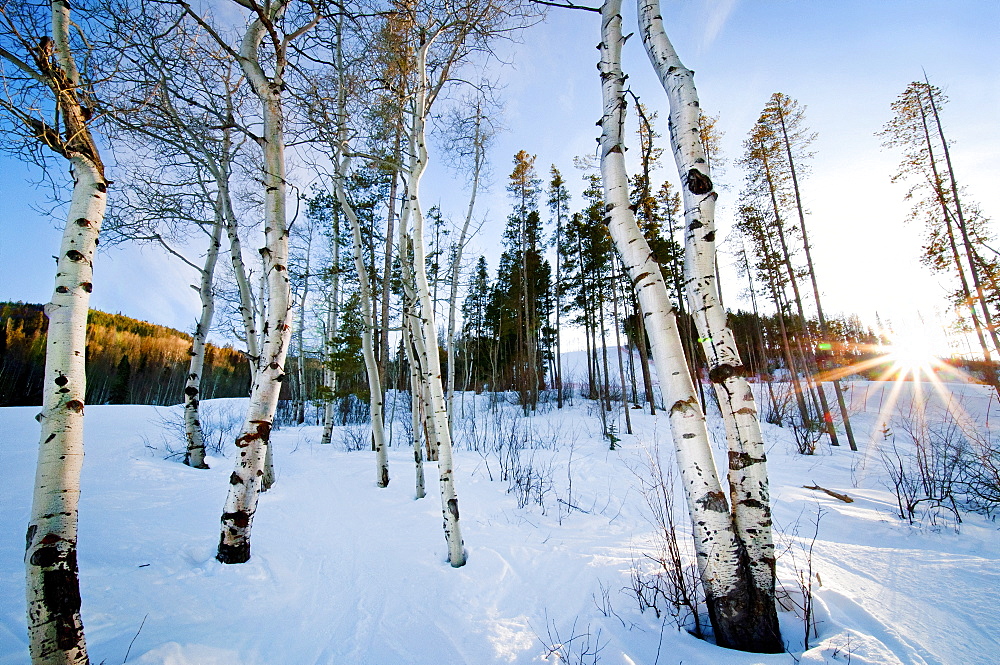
<box><xmin>2</xmin><ymin>0</ymin><xmax>998</xmax><ymax>350</ymax></box>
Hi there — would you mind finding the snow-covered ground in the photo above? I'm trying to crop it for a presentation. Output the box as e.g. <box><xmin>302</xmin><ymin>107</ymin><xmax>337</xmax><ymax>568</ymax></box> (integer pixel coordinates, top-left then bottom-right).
<box><xmin>2</xmin><ymin>380</ymin><xmax>999</xmax><ymax>665</ymax></box>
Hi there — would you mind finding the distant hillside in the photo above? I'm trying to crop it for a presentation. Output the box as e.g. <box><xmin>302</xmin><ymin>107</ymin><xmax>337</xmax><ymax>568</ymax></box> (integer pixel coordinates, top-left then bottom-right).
<box><xmin>0</xmin><ymin>302</ymin><xmax>250</xmax><ymax>406</ymax></box>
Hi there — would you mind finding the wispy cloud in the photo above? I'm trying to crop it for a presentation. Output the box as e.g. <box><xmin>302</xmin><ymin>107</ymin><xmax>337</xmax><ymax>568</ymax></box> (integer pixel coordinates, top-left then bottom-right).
<box><xmin>702</xmin><ymin>0</ymin><xmax>739</xmax><ymax>50</ymax></box>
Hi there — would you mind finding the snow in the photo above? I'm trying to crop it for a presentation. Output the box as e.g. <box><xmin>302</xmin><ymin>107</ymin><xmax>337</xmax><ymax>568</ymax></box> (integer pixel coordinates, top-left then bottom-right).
<box><xmin>2</xmin><ymin>381</ymin><xmax>999</xmax><ymax>665</ymax></box>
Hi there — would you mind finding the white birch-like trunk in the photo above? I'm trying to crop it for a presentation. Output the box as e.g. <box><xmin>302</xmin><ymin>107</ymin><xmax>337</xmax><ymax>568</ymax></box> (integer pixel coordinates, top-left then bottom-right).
<box><xmin>404</xmin><ymin>313</ymin><xmax>427</xmax><ymax>499</ymax></box>
<box><xmin>220</xmin><ymin>182</ymin><xmax>260</xmax><ymax>377</ymax></box>
<box><xmin>217</xmin><ymin>6</ymin><xmax>295</xmax><ymax>564</ymax></box>
<box><xmin>25</xmin><ymin>154</ymin><xmax>105</xmax><ymax>665</ymax></box>
<box><xmin>598</xmin><ymin>0</ymin><xmax>743</xmax><ymax>621</ymax></box>
<box><xmin>400</xmin><ymin>235</ymin><xmax>441</xmax><ymax>462</ymax></box>
<box><xmin>445</xmin><ymin>131</ymin><xmax>482</xmax><ymax>427</ymax></box>
<box><xmin>636</xmin><ymin>0</ymin><xmax>780</xmax><ymax>651</ymax></box>
<box><xmin>295</xmin><ymin>236</ymin><xmax>311</xmax><ymax>425</ymax></box>
<box><xmin>400</xmin><ymin>39</ymin><xmax>466</xmax><ymax>566</ymax></box>
<box><xmin>184</xmin><ymin>212</ymin><xmax>224</xmax><ymax>469</ymax></box>
<box><xmin>335</xmin><ymin>154</ymin><xmax>389</xmax><ymax>487</ymax></box>
<box><xmin>23</xmin><ymin>2</ymin><xmax>107</xmax><ymax>659</ymax></box>
<box><xmin>320</xmin><ymin>226</ymin><xmax>340</xmax><ymax>445</ymax></box>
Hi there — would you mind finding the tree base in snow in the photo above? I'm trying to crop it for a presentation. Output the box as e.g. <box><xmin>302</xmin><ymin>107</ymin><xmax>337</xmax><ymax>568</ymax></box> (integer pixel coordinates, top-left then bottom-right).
<box><xmin>216</xmin><ymin>541</ymin><xmax>250</xmax><ymax>564</ymax></box>
<box><xmin>707</xmin><ymin>585</ymin><xmax>782</xmax><ymax>653</ymax></box>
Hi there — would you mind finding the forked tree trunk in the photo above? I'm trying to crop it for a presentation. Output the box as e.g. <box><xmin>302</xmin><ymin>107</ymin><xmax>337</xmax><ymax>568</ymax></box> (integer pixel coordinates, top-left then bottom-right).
<box><xmin>184</xmin><ymin>211</ymin><xmax>224</xmax><ymax>469</ymax></box>
<box><xmin>599</xmin><ymin>1</ymin><xmax>749</xmax><ymax>642</ymax></box>
<box><xmin>631</xmin><ymin>0</ymin><xmax>780</xmax><ymax>651</ymax></box>
<box><xmin>217</xmin><ymin>3</ymin><xmax>298</xmax><ymax>564</ymax></box>
<box><xmin>399</xmin><ymin>37</ymin><xmax>465</xmax><ymax>566</ymax></box>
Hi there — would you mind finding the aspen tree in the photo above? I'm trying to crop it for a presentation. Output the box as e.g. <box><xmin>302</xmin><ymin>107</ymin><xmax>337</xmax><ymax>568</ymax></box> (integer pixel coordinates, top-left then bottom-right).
<box><xmin>1</xmin><ymin>1</ymin><xmax>108</xmax><ymax>660</ymax></box>
<box><xmin>630</xmin><ymin>0</ymin><xmax>781</xmax><ymax>650</ymax></box>
<box><xmin>108</xmin><ymin>21</ymin><xmax>253</xmax><ymax>467</ymax></box>
<box><xmin>391</xmin><ymin>0</ymin><xmax>534</xmax><ymax>566</ymax></box>
<box><xmin>172</xmin><ymin>0</ymin><xmax>320</xmax><ymax>563</ymax></box>
<box><xmin>444</xmin><ymin>97</ymin><xmax>492</xmax><ymax>427</ymax></box>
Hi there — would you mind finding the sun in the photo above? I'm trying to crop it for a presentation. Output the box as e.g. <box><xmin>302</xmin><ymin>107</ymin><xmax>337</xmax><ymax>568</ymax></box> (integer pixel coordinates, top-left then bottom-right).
<box><xmin>886</xmin><ymin>329</ymin><xmax>938</xmax><ymax>377</ymax></box>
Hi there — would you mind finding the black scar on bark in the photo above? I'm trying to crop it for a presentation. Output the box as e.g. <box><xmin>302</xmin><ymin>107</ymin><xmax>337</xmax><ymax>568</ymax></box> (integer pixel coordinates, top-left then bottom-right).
<box><xmin>80</xmin><ymin>282</ymin><xmax>92</xmax><ymax>293</ymax></box>
<box><xmin>222</xmin><ymin>510</ymin><xmax>251</xmax><ymax>528</ymax></box>
<box><xmin>447</xmin><ymin>498</ymin><xmax>460</xmax><ymax>520</ymax></box>
<box><xmin>74</xmin><ymin>218</ymin><xmax>91</xmax><ymax>227</ymax></box>
<box><xmin>30</xmin><ymin>544</ymin><xmax>62</xmax><ymax>568</ymax></box>
<box><xmin>25</xmin><ymin>524</ymin><xmax>37</xmax><ymax>552</ymax></box>
<box><xmin>703</xmin><ymin>231</ymin><xmax>715</xmax><ymax>242</ymax></box>
<box><xmin>43</xmin><ymin>565</ymin><xmax>84</xmax><ymax>649</ymax></box>
<box><xmin>229</xmin><ymin>473</ymin><xmax>243</xmax><ymax>485</ymax></box>
<box><xmin>96</xmin><ymin>182</ymin><xmax>107</xmax><ymax>193</ymax></box>
<box><xmin>670</xmin><ymin>396</ymin><xmax>698</xmax><ymax>415</ymax></box>
<box><xmin>55</xmin><ymin>375</ymin><xmax>68</xmax><ymax>386</ymax></box>
<box><xmin>184</xmin><ymin>386</ymin><xmax>199</xmax><ymax>397</ymax></box>
<box><xmin>216</xmin><ymin>539</ymin><xmax>250</xmax><ymax>564</ymax></box>
<box><xmin>728</xmin><ymin>451</ymin><xmax>757</xmax><ymax>470</ymax></box>
<box><xmin>631</xmin><ymin>271</ymin><xmax>652</xmax><ymax>286</ymax></box>
<box><xmin>709</xmin><ymin>364</ymin><xmax>740</xmax><ymax>383</ymax></box>
<box><xmin>696</xmin><ymin>491</ymin><xmax>728</xmax><ymax>513</ymax></box>
<box><xmin>235</xmin><ymin>420</ymin><xmax>271</xmax><ymax>447</ymax></box>
<box><xmin>56</xmin><ymin>286</ymin><xmax>69</xmax><ymax>294</ymax></box>
<box><xmin>66</xmin><ymin>400</ymin><xmax>84</xmax><ymax>413</ymax></box>
<box><xmin>688</xmin><ymin>220</ymin><xmax>704</xmax><ymax>231</ymax></box>
<box><xmin>686</xmin><ymin>168</ymin><xmax>713</xmax><ymax>195</ymax></box>
<box><xmin>65</xmin><ymin>250</ymin><xmax>85</xmax><ymax>262</ymax></box>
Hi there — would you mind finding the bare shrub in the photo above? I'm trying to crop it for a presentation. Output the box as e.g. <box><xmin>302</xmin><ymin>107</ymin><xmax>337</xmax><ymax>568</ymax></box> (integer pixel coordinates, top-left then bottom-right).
<box><xmin>533</xmin><ymin>615</ymin><xmax>605</xmax><ymax>665</ymax></box>
<box><xmin>148</xmin><ymin>400</ymin><xmax>244</xmax><ymax>460</ymax></box>
<box><xmin>790</xmin><ymin>417</ymin><xmax>824</xmax><ymax>456</ymax></box>
<box><xmin>336</xmin><ymin>424</ymin><xmax>370</xmax><ymax>452</ymax></box>
<box><xmin>775</xmin><ymin>508</ymin><xmax>824</xmax><ymax>650</ymax></box>
<box><xmin>763</xmin><ymin>380</ymin><xmax>796</xmax><ymax>427</ymax></box>
<box><xmin>963</xmin><ymin>428</ymin><xmax>1000</xmax><ymax>516</ymax></box>
<box><xmin>879</xmin><ymin>406</ymin><xmax>965</xmax><ymax>527</ymax></box>
<box><xmin>626</xmin><ymin>444</ymin><xmax>704</xmax><ymax>637</ymax></box>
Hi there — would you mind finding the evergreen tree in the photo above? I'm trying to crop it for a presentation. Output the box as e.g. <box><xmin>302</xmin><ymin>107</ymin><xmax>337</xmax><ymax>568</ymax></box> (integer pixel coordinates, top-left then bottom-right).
<box><xmin>880</xmin><ymin>80</ymin><xmax>1000</xmax><ymax>389</ymax></box>
<box><xmin>461</xmin><ymin>256</ymin><xmax>492</xmax><ymax>390</ymax></box>
<box><xmin>547</xmin><ymin>166</ymin><xmax>571</xmax><ymax>407</ymax></box>
<box><xmin>109</xmin><ymin>355</ymin><xmax>132</xmax><ymax>404</ymax></box>
<box><xmin>489</xmin><ymin>151</ymin><xmax>552</xmax><ymax>410</ymax></box>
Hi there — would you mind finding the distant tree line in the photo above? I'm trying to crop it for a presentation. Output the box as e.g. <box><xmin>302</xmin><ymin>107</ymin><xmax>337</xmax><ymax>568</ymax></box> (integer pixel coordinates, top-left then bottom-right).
<box><xmin>0</xmin><ymin>302</ymin><xmax>250</xmax><ymax>406</ymax></box>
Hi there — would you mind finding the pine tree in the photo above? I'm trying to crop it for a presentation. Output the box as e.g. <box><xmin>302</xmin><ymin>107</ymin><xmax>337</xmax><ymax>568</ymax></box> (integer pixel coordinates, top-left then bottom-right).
<box><xmin>108</xmin><ymin>355</ymin><xmax>132</xmax><ymax>404</ymax></box>
<box><xmin>493</xmin><ymin>151</ymin><xmax>551</xmax><ymax>411</ymax></box>
<box><xmin>880</xmin><ymin>80</ymin><xmax>1000</xmax><ymax>390</ymax></box>
<box><xmin>547</xmin><ymin>166</ymin><xmax>571</xmax><ymax>407</ymax></box>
